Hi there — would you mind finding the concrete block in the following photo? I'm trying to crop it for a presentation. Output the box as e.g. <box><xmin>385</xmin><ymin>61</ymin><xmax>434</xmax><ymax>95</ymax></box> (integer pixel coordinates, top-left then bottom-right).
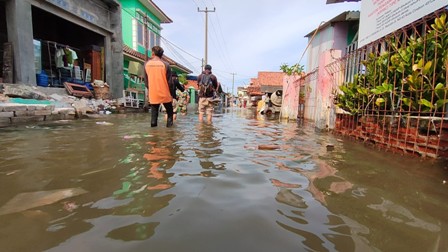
<box><xmin>0</xmin><ymin>117</ymin><xmax>11</xmax><ymax>126</ymax></box>
<box><xmin>45</xmin><ymin>105</ymin><xmax>55</xmax><ymax>111</ymax></box>
<box><xmin>11</xmin><ymin>116</ymin><xmax>45</xmax><ymax>124</ymax></box>
<box><xmin>15</xmin><ymin>110</ymin><xmax>35</xmax><ymax>116</ymax></box>
<box><xmin>26</xmin><ymin>105</ymin><xmax>37</xmax><ymax>111</ymax></box>
<box><xmin>34</xmin><ymin>105</ymin><xmax>46</xmax><ymax>110</ymax></box>
<box><xmin>56</xmin><ymin>108</ymin><xmax>76</xmax><ymax>115</ymax></box>
<box><xmin>63</xmin><ymin>114</ymin><xmax>76</xmax><ymax>120</ymax></box>
<box><xmin>34</xmin><ymin>110</ymin><xmax>52</xmax><ymax>116</ymax></box>
<box><xmin>3</xmin><ymin>105</ymin><xmax>27</xmax><ymax>112</ymax></box>
<box><xmin>0</xmin><ymin>112</ymin><xmax>14</xmax><ymax>118</ymax></box>
<box><xmin>45</xmin><ymin>114</ymin><xmax>64</xmax><ymax>121</ymax></box>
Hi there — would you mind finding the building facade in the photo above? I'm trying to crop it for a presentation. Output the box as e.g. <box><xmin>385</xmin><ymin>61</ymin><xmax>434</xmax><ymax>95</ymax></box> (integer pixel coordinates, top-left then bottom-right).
<box><xmin>302</xmin><ymin>11</ymin><xmax>359</xmax><ymax>129</ymax></box>
<box><xmin>0</xmin><ymin>0</ymin><xmax>124</xmax><ymax>98</ymax></box>
<box><xmin>120</xmin><ymin>0</ymin><xmax>191</xmax><ymax>88</ymax></box>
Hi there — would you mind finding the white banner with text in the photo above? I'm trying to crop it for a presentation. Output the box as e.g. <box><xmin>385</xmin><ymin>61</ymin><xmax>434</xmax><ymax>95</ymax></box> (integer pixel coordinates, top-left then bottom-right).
<box><xmin>358</xmin><ymin>0</ymin><xmax>447</xmax><ymax>48</ymax></box>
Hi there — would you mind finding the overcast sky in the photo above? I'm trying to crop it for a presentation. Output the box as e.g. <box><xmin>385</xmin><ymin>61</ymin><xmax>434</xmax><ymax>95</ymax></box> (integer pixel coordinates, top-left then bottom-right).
<box><xmin>152</xmin><ymin>0</ymin><xmax>361</xmax><ymax>93</ymax></box>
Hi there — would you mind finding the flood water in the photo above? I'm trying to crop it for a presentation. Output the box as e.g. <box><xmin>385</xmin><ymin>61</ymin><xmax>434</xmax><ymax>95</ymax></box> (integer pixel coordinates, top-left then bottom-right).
<box><xmin>1</xmin><ymin>108</ymin><xmax>448</xmax><ymax>252</ymax></box>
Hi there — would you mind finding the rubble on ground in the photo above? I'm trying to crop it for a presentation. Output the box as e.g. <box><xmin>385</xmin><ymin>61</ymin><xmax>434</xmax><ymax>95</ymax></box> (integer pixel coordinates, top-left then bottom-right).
<box><xmin>0</xmin><ymin>83</ymin><xmax>131</xmax><ymax>127</ymax></box>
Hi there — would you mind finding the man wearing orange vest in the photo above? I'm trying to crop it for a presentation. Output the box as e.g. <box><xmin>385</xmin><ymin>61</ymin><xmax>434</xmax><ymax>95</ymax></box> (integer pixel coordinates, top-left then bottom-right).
<box><xmin>144</xmin><ymin>46</ymin><xmax>175</xmax><ymax>127</ymax></box>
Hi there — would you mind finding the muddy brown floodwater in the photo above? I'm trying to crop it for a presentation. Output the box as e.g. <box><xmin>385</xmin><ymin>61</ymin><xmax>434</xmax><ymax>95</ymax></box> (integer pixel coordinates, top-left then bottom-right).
<box><xmin>0</xmin><ymin>108</ymin><xmax>448</xmax><ymax>252</ymax></box>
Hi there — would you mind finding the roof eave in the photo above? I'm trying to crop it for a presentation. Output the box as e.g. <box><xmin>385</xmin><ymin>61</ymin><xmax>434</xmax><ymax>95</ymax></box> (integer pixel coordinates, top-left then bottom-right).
<box><xmin>304</xmin><ymin>11</ymin><xmax>360</xmax><ymax>37</ymax></box>
<box><xmin>141</xmin><ymin>0</ymin><xmax>173</xmax><ymax>24</ymax></box>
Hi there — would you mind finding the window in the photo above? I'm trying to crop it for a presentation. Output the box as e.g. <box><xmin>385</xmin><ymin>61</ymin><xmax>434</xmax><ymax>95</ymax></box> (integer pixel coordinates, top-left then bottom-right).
<box><xmin>135</xmin><ymin>12</ymin><xmax>145</xmax><ymax>47</ymax></box>
<box><xmin>137</xmin><ymin>22</ymin><xmax>144</xmax><ymax>46</ymax></box>
<box><xmin>148</xmin><ymin>25</ymin><xmax>160</xmax><ymax>48</ymax></box>
<box><xmin>135</xmin><ymin>11</ymin><xmax>162</xmax><ymax>49</ymax></box>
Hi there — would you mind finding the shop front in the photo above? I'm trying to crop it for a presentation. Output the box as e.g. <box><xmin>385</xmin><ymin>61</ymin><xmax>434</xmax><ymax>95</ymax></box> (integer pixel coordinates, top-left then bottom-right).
<box><xmin>1</xmin><ymin>0</ymin><xmax>124</xmax><ymax>98</ymax></box>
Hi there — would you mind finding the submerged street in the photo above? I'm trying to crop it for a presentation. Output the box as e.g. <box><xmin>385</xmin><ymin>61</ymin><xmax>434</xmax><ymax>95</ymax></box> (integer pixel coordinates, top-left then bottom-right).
<box><xmin>0</xmin><ymin>108</ymin><xmax>448</xmax><ymax>252</ymax></box>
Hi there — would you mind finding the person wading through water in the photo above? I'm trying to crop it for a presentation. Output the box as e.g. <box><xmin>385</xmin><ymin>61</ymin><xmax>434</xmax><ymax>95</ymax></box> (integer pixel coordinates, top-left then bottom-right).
<box><xmin>197</xmin><ymin>64</ymin><xmax>222</xmax><ymax>123</ymax></box>
<box><xmin>144</xmin><ymin>46</ymin><xmax>176</xmax><ymax>127</ymax></box>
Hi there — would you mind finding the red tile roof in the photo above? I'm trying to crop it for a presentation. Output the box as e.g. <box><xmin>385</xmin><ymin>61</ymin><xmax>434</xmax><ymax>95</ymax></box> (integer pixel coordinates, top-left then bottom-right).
<box><xmin>247</xmin><ymin>72</ymin><xmax>284</xmax><ymax>96</ymax></box>
<box><xmin>184</xmin><ymin>80</ymin><xmax>198</xmax><ymax>90</ymax></box>
<box><xmin>257</xmin><ymin>72</ymin><xmax>284</xmax><ymax>86</ymax></box>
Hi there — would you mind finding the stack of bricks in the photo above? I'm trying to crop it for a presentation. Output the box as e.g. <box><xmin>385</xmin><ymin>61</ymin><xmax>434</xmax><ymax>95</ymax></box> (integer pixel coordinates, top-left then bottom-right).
<box><xmin>0</xmin><ymin>103</ymin><xmax>76</xmax><ymax>127</ymax></box>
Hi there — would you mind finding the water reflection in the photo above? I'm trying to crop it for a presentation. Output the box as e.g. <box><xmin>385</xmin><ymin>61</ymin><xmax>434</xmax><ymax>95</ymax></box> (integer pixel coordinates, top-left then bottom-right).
<box><xmin>195</xmin><ymin>124</ymin><xmax>224</xmax><ymax>172</ymax></box>
<box><xmin>0</xmin><ymin>112</ymin><xmax>448</xmax><ymax>251</ymax></box>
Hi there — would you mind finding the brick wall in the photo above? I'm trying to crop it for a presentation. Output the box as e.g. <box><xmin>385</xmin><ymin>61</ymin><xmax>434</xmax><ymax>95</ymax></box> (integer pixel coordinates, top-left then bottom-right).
<box><xmin>334</xmin><ymin>114</ymin><xmax>448</xmax><ymax>159</ymax></box>
<box><xmin>0</xmin><ymin>103</ymin><xmax>75</xmax><ymax>127</ymax></box>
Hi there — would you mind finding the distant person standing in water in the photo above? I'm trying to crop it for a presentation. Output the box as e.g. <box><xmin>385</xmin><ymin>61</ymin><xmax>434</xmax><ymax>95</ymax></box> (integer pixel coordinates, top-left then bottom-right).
<box><xmin>144</xmin><ymin>46</ymin><xmax>175</xmax><ymax>127</ymax></box>
<box><xmin>197</xmin><ymin>64</ymin><xmax>222</xmax><ymax>123</ymax></box>
<box><xmin>161</xmin><ymin>72</ymin><xmax>185</xmax><ymax>121</ymax></box>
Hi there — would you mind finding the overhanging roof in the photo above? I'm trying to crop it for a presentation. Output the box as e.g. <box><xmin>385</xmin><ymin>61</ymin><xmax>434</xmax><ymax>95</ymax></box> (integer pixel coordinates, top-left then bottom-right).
<box><xmin>100</xmin><ymin>0</ymin><xmax>120</xmax><ymax>8</ymax></box>
<box><xmin>142</xmin><ymin>0</ymin><xmax>172</xmax><ymax>24</ymax></box>
<box><xmin>326</xmin><ymin>0</ymin><xmax>361</xmax><ymax>4</ymax></box>
<box><xmin>305</xmin><ymin>11</ymin><xmax>360</xmax><ymax>37</ymax></box>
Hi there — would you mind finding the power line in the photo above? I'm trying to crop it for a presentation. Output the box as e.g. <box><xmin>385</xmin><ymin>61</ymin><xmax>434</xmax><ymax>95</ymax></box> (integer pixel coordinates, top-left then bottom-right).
<box><xmin>209</xmin><ymin>17</ymin><xmax>232</xmax><ymax>72</ymax></box>
<box><xmin>161</xmin><ymin>38</ymin><xmax>200</xmax><ymax>73</ymax></box>
<box><xmin>160</xmin><ymin>36</ymin><xmax>202</xmax><ymax>61</ymax></box>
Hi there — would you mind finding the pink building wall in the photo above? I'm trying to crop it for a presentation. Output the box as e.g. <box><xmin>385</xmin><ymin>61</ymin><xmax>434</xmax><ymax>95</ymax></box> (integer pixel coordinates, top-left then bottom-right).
<box><xmin>304</xmin><ymin>22</ymin><xmax>349</xmax><ymax>128</ymax></box>
<box><xmin>281</xmin><ymin>75</ymin><xmax>301</xmax><ymax>120</ymax></box>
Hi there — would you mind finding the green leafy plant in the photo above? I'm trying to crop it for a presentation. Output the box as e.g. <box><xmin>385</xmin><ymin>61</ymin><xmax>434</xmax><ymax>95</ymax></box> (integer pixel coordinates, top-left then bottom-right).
<box><xmin>178</xmin><ymin>73</ymin><xmax>188</xmax><ymax>85</ymax></box>
<box><xmin>280</xmin><ymin>63</ymin><xmax>304</xmax><ymax>76</ymax></box>
<box><xmin>336</xmin><ymin>13</ymin><xmax>448</xmax><ymax>116</ymax></box>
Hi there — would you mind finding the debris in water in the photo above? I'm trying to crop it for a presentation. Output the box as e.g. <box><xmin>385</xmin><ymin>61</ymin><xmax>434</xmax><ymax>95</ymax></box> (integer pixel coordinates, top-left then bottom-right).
<box><xmin>123</xmin><ymin>134</ymin><xmax>141</xmax><ymax>139</ymax></box>
<box><xmin>4</xmin><ymin>170</ymin><xmax>20</xmax><ymax>176</ymax></box>
<box><xmin>62</xmin><ymin>201</ymin><xmax>79</xmax><ymax>212</ymax></box>
<box><xmin>258</xmin><ymin>144</ymin><xmax>280</xmax><ymax>150</ymax></box>
<box><xmin>96</xmin><ymin>121</ymin><xmax>113</xmax><ymax>125</ymax></box>
<box><xmin>0</xmin><ymin>188</ymin><xmax>88</xmax><ymax>216</ymax></box>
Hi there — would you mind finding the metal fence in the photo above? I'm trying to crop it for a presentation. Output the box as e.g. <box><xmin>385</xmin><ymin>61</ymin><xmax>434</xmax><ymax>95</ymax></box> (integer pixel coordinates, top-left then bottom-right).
<box><xmin>326</xmin><ymin>9</ymin><xmax>448</xmax><ymax>158</ymax></box>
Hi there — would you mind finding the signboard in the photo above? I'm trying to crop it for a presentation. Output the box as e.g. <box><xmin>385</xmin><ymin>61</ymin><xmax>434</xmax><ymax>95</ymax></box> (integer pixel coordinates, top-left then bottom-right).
<box><xmin>46</xmin><ymin>0</ymin><xmax>103</xmax><ymax>27</ymax></box>
<box><xmin>358</xmin><ymin>0</ymin><xmax>447</xmax><ymax>48</ymax></box>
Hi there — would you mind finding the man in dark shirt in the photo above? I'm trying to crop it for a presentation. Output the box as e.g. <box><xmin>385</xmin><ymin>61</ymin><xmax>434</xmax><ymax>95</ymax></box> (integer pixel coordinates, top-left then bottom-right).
<box><xmin>197</xmin><ymin>64</ymin><xmax>222</xmax><ymax>123</ymax></box>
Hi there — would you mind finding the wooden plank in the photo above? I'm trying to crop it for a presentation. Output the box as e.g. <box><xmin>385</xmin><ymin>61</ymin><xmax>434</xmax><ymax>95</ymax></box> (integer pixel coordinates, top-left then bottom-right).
<box><xmin>64</xmin><ymin>82</ymin><xmax>93</xmax><ymax>98</ymax></box>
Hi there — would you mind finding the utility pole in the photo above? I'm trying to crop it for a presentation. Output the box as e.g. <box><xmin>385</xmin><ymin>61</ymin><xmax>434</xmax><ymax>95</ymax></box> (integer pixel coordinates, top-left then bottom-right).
<box><xmin>198</xmin><ymin>7</ymin><xmax>215</xmax><ymax>67</ymax></box>
<box><xmin>231</xmin><ymin>73</ymin><xmax>236</xmax><ymax>96</ymax></box>
<box><xmin>144</xmin><ymin>14</ymin><xmax>149</xmax><ymax>62</ymax></box>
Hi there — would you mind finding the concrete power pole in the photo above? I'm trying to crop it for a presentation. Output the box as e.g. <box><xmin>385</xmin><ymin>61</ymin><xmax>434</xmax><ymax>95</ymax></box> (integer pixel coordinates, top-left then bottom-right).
<box><xmin>198</xmin><ymin>7</ymin><xmax>215</xmax><ymax>67</ymax></box>
<box><xmin>231</xmin><ymin>73</ymin><xmax>236</xmax><ymax>96</ymax></box>
<box><xmin>144</xmin><ymin>14</ymin><xmax>149</xmax><ymax>62</ymax></box>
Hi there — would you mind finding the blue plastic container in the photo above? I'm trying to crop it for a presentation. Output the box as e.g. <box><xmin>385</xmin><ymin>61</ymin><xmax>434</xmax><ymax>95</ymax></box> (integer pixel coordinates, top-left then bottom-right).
<box><xmin>36</xmin><ymin>70</ymin><xmax>49</xmax><ymax>87</ymax></box>
<box><xmin>84</xmin><ymin>82</ymin><xmax>94</xmax><ymax>90</ymax></box>
<box><xmin>72</xmin><ymin>79</ymin><xmax>84</xmax><ymax>85</ymax></box>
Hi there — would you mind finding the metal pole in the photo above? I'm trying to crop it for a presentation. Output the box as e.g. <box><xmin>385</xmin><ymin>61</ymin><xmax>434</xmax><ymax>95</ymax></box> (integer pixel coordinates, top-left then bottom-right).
<box><xmin>198</xmin><ymin>7</ymin><xmax>215</xmax><ymax>66</ymax></box>
<box><xmin>231</xmin><ymin>72</ymin><xmax>236</xmax><ymax>95</ymax></box>
<box><xmin>144</xmin><ymin>14</ymin><xmax>149</xmax><ymax>61</ymax></box>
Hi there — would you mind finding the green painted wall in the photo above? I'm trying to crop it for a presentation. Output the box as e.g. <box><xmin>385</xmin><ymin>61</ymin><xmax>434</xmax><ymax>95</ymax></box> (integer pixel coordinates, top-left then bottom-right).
<box><xmin>119</xmin><ymin>0</ymin><xmax>166</xmax><ymax>92</ymax></box>
<box><xmin>119</xmin><ymin>0</ymin><xmax>162</xmax><ymax>54</ymax></box>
